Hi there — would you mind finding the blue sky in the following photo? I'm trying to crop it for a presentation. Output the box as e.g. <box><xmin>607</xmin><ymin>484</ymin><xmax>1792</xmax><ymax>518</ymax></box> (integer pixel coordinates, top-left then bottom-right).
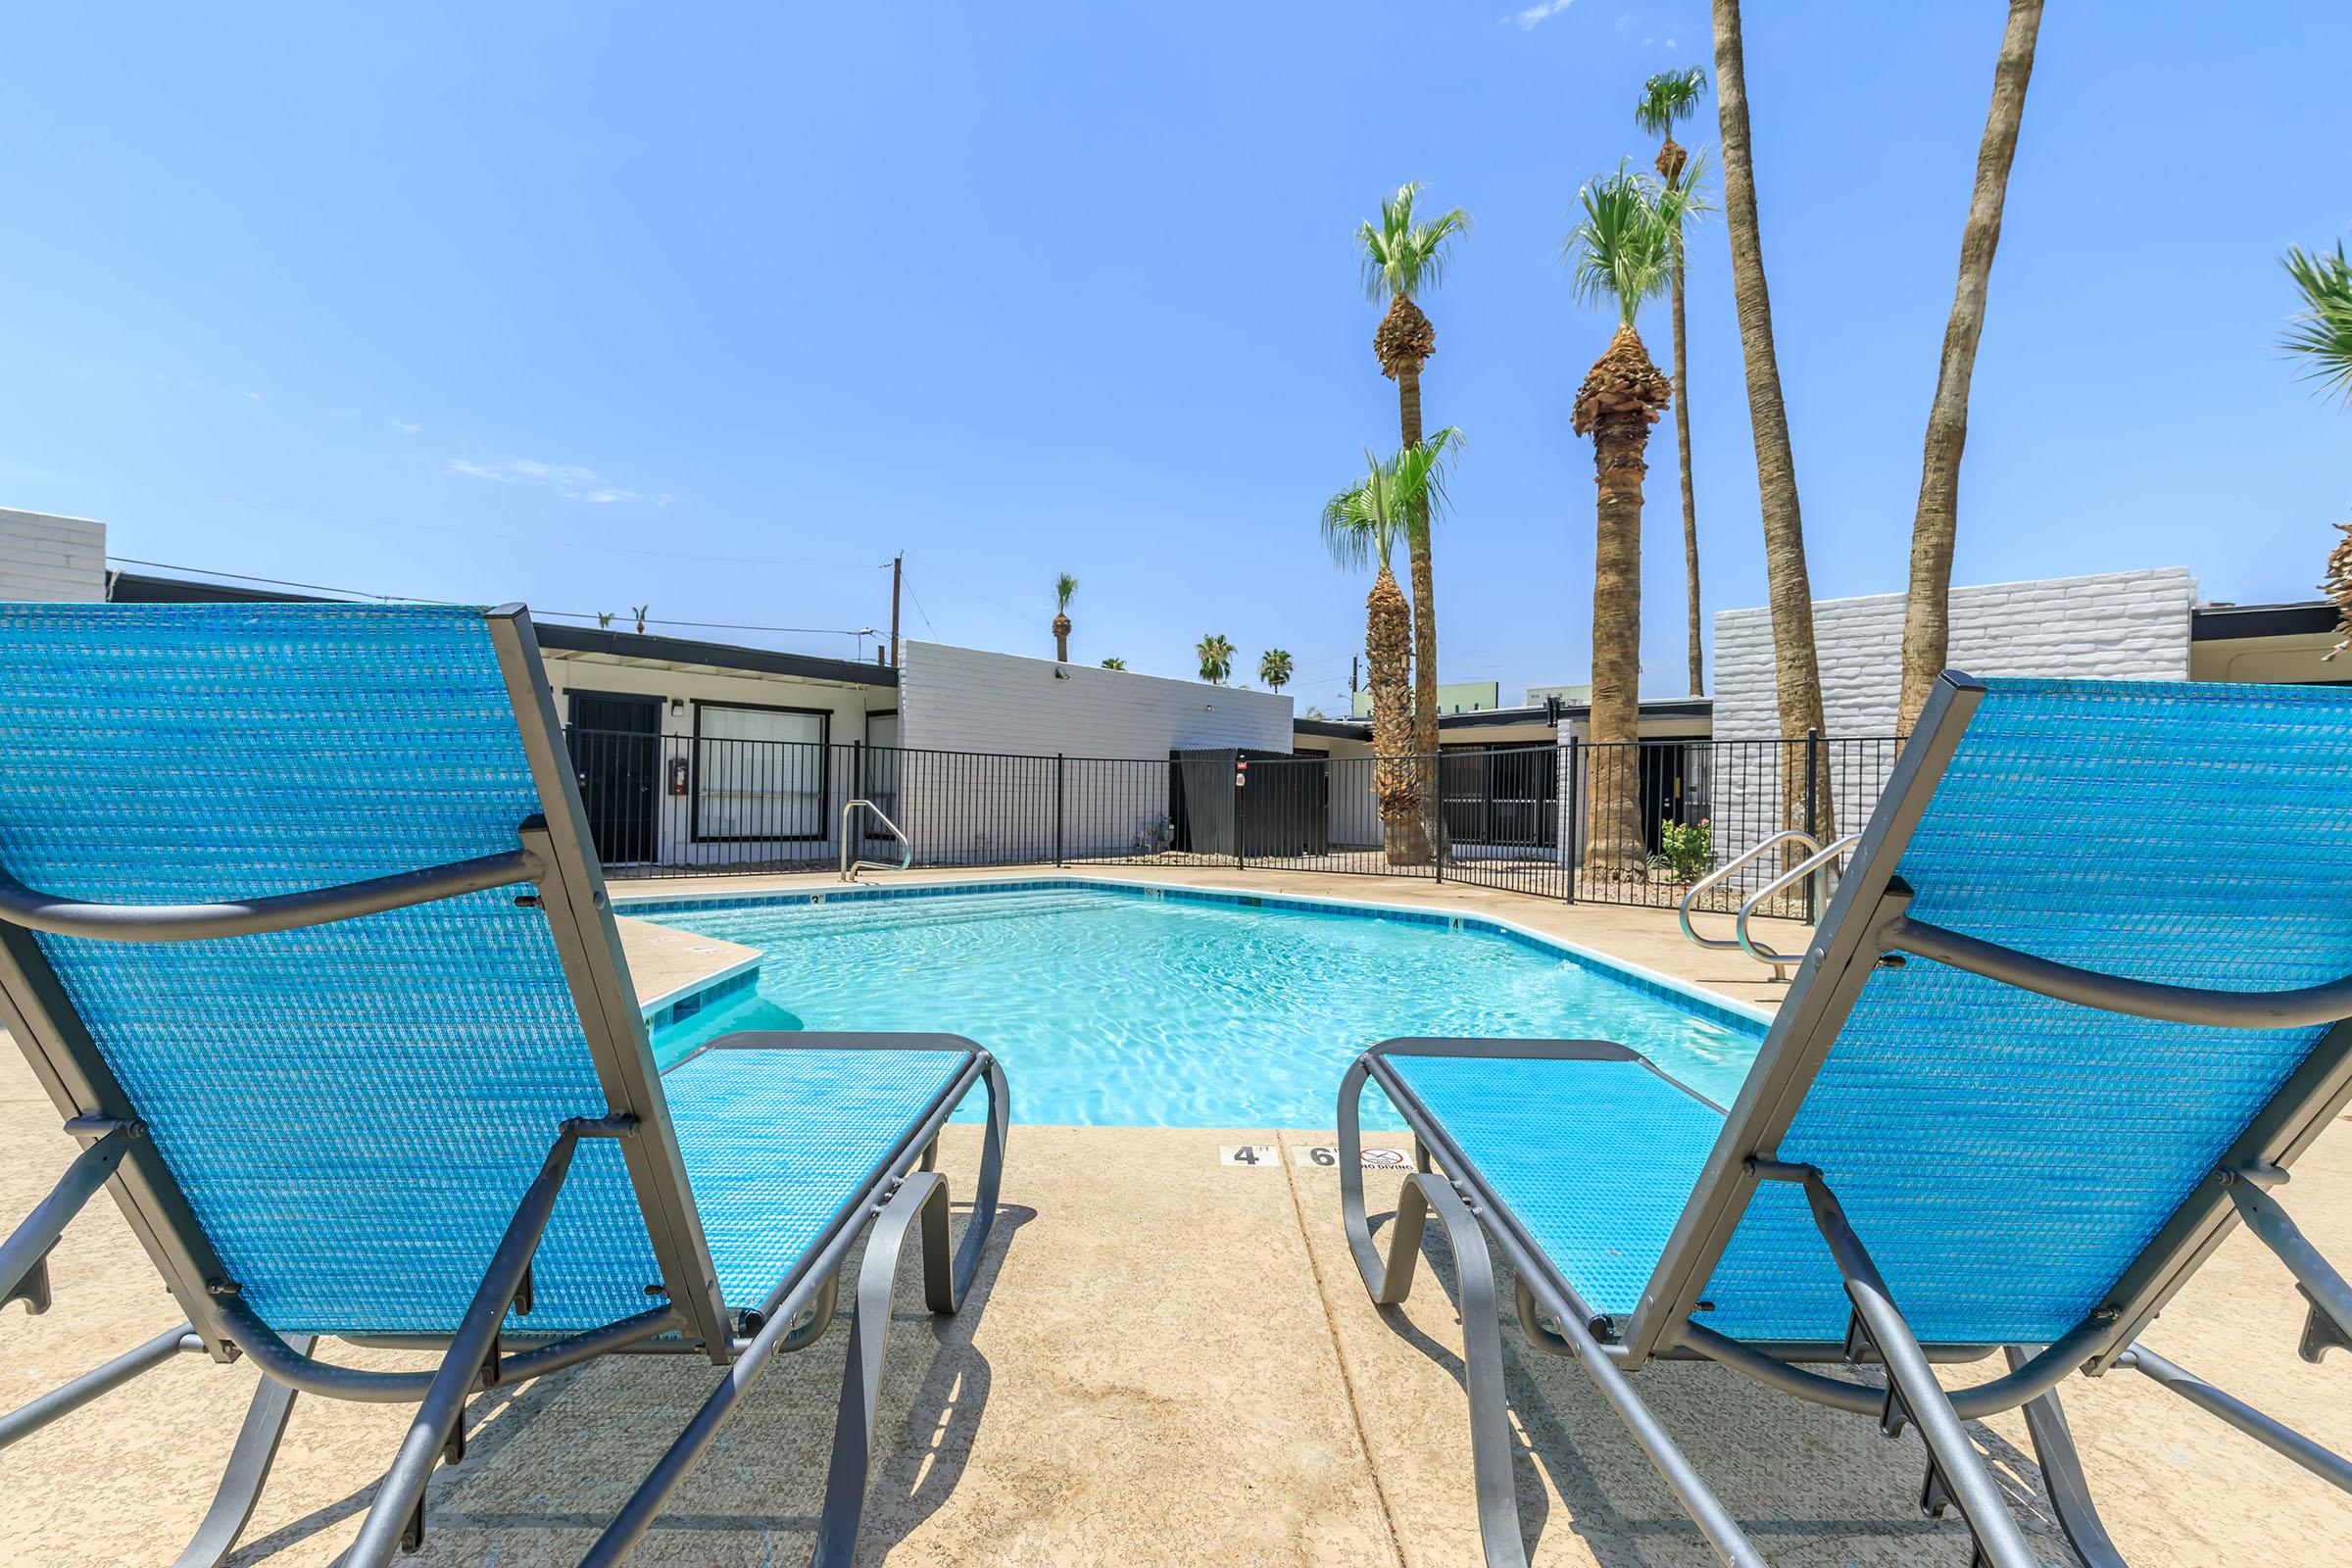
<box><xmin>3</xmin><ymin>2</ymin><xmax>2347</xmax><ymax>715</ymax></box>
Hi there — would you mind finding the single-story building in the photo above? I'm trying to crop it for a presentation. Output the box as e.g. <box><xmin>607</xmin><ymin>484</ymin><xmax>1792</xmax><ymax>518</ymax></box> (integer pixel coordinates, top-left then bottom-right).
<box><xmin>5</xmin><ymin>508</ymin><xmax>1290</xmax><ymax>872</ymax></box>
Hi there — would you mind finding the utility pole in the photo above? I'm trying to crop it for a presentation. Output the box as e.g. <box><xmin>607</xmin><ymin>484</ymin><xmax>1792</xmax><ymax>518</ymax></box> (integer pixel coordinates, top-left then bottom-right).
<box><xmin>889</xmin><ymin>554</ymin><xmax>903</xmax><ymax>667</ymax></box>
<box><xmin>1350</xmin><ymin>655</ymin><xmax>1359</xmax><ymax>693</ymax></box>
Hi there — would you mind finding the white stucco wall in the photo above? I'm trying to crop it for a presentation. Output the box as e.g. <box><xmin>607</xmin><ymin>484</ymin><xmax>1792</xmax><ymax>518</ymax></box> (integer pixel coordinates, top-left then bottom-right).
<box><xmin>897</xmin><ymin>641</ymin><xmax>1293</xmax><ymax>862</ymax></box>
<box><xmin>0</xmin><ymin>509</ymin><xmax>106</xmax><ymax>602</ymax></box>
<box><xmin>898</xmin><ymin>641</ymin><xmax>1291</xmax><ymax>758</ymax></box>
<box><xmin>1706</xmin><ymin>566</ymin><xmax>2197</xmax><ymax>869</ymax></box>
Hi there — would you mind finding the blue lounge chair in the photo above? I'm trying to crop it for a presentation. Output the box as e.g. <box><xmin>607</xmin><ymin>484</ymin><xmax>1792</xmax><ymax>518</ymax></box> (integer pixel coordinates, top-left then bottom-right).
<box><xmin>1340</xmin><ymin>674</ymin><xmax>2352</xmax><ymax>1568</ymax></box>
<box><xmin>0</xmin><ymin>601</ymin><xmax>1008</xmax><ymax>1567</ymax></box>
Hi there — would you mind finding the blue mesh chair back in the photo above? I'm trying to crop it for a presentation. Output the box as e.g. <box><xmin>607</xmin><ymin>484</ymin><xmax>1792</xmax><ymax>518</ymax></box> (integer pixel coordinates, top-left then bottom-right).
<box><xmin>0</xmin><ymin>602</ymin><xmax>685</xmax><ymax>1336</ymax></box>
<box><xmin>1676</xmin><ymin>678</ymin><xmax>2352</xmax><ymax>1346</ymax></box>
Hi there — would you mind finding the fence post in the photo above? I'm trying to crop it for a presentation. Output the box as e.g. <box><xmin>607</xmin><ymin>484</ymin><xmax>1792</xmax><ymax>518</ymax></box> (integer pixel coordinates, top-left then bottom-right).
<box><xmin>1430</xmin><ymin>754</ymin><xmax>1444</xmax><ymax>884</ymax></box>
<box><xmin>1563</xmin><ymin>735</ymin><xmax>1580</xmax><ymax>904</ymax></box>
<box><xmin>1054</xmin><ymin>754</ymin><xmax>1065</xmax><ymax>867</ymax></box>
<box><xmin>1802</xmin><ymin>726</ymin><xmax>1821</xmax><ymax>922</ymax></box>
<box><xmin>1233</xmin><ymin>759</ymin><xmax>1247</xmax><ymax>871</ymax></box>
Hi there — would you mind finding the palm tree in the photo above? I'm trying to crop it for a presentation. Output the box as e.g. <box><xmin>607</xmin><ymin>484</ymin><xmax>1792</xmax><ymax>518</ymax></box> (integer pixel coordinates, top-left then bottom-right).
<box><xmin>1636</xmin><ymin>66</ymin><xmax>1711</xmax><ymax>698</ymax></box>
<box><xmin>2282</xmin><ymin>240</ymin><xmax>2352</xmax><ymax>399</ymax></box>
<box><xmin>1895</xmin><ymin>0</ymin><xmax>2044</xmax><ymax>736</ymax></box>
<box><xmin>1323</xmin><ymin>431</ymin><xmax>1460</xmax><ymax>865</ymax></box>
<box><xmin>631</xmin><ymin>605</ymin><xmax>649</xmax><ymax>635</ymax></box>
<box><xmin>1357</xmin><ymin>183</ymin><xmax>1470</xmax><ymax>862</ymax></box>
<box><xmin>2283</xmin><ymin>238</ymin><xmax>2352</xmax><ymax>652</ymax></box>
<box><xmin>1710</xmin><ymin>0</ymin><xmax>1833</xmax><ymax>847</ymax></box>
<box><xmin>1100</xmin><ymin>656</ymin><xmax>1127</xmax><ymax>670</ymax></box>
<box><xmin>1258</xmin><ymin>649</ymin><xmax>1294</xmax><ymax>692</ymax></box>
<box><xmin>1564</xmin><ymin>166</ymin><xmax>1696</xmax><ymax>880</ymax></box>
<box><xmin>1052</xmin><ymin>572</ymin><xmax>1078</xmax><ymax>662</ymax></box>
<box><xmin>1196</xmin><ymin>634</ymin><xmax>1235</xmax><ymax>684</ymax></box>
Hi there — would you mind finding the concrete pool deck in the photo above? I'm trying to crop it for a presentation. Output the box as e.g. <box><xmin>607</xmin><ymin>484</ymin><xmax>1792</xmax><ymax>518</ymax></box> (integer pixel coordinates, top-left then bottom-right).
<box><xmin>2</xmin><ymin>866</ymin><xmax>2347</xmax><ymax>1564</ymax></box>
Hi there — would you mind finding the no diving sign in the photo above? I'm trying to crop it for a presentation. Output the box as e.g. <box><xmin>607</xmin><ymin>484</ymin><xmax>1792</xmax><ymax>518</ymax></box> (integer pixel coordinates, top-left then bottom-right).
<box><xmin>1218</xmin><ymin>1144</ymin><xmax>1411</xmax><ymax>1169</ymax></box>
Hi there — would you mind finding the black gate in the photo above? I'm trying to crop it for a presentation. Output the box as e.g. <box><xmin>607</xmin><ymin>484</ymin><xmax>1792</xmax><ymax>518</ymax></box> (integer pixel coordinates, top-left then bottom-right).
<box><xmin>566</xmin><ymin>693</ymin><xmax>662</xmax><ymax>865</ymax></box>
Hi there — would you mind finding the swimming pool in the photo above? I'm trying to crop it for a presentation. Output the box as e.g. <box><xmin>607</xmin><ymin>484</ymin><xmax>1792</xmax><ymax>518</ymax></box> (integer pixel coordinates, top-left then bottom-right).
<box><xmin>630</xmin><ymin>881</ymin><xmax>1768</xmax><ymax>1128</ymax></box>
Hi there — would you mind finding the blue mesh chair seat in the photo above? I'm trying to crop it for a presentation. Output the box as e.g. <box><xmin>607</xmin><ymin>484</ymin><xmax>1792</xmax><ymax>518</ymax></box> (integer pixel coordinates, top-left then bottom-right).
<box><xmin>1340</xmin><ymin>675</ymin><xmax>2352</xmax><ymax>1568</ymax></box>
<box><xmin>0</xmin><ymin>602</ymin><xmax>1008</xmax><ymax>1568</ymax></box>
<box><xmin>1376</xmin><ymin>1047</ymin><xmax>1724</xmax><ymax>1323</ymax></box>
<box><xmin>666</xmin><ymin>1045</ymin><xmax>973</xmax><ymax>1310</ymax></box>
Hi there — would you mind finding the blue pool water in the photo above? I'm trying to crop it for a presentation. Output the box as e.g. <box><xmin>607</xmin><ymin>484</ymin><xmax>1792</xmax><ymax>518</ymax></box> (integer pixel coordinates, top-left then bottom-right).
<box><xmin>637</xmin><ymin>884</ymin><xmax>1766</xmax><ymax>1128</ymax></box>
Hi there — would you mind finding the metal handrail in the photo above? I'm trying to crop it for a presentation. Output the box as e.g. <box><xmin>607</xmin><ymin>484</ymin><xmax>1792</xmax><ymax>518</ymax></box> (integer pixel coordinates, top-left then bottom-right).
<box><xmin>1735</xmin><ymin>834</ymin><xmax>1860</xmax><ymax>979</ymax></box>
<box><xmin>840</xmin><ymin>799</ymin><xmax>911</xmax><ymax>882</ymax></box>
<box><xmin>1677</xmin><ymin>830</ymin><xmax>1823</xmax><ymax>954</ymax></box>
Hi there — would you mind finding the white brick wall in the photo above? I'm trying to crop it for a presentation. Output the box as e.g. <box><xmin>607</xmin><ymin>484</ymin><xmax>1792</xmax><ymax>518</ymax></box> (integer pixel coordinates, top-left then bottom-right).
<box><xmin>1708</xmin><ymin>567</ymin><xmax>2196</xmax><ymax>871</ymax></box>
<box><xmin>0</xmin><ymin>509</ymin><xmax>106</xmax><ymax>602</ymax></box>
<box><xmin>898</xmin><ymin>641</ymin><xmax>1293</xmax><ymax>860</ymax></box>
<box><xmin>1713</xmin><ymin>566</ymin><xmax>2196</xmax><ymax>741</ymax></box>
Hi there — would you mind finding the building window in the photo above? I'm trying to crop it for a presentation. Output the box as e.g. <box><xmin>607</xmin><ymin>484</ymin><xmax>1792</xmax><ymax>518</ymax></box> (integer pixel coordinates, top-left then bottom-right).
<box><xmin>692</xmin><ymin>702</ymin><xmax>829</xmax><ymax>842</ymax></box>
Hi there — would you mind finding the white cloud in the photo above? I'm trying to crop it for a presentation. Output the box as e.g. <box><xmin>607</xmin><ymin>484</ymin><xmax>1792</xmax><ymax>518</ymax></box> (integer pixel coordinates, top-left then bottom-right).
<box><xmin>1503</xmin><ymin>0</ymin><xmax>1572</xmax><ymax>27</ymax></box>
<box><xmin>445</xmin><ymin>455</ymin><xmax>648</xmax><ymax>503</ymax></box>
<box><xmin>388</xmin><ymin>417</ymin><xmax>420</xmax><ymax>435</ymax></box>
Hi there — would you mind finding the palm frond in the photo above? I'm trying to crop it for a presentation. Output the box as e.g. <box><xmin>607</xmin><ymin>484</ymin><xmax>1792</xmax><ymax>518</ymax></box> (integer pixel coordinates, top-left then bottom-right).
<box><xmin>2282</xmin><ymin>241</ymin><xmax>2352</xmax><ymax>405</ymax></box>
<box><xmin>1053</xmin><ymin>571</ymin><xmax>1078</xmax><ymax>612</ymax></box>
<box><xmin>1322</xmin><ymin>431</ymin><xmax>1462</xmax><ymax>565</ymax></box>
<box><xmin>1658</xmin><ymin>144</ymin><xmax>1716</xmax><ymax>232</ymax></box>
<box><xmin>1634</xmin><ymin>66</ymin><xmax>1707</xmax><ymax>137</ymax></box>
<box><xmin>1561</xmin><ymin>162</ymin><xmax>1676</xmax><ymax>327</ymax></box>
<box><xmin>1356</xmin><ymin>181</ymin><xmax>1474</xmax><ymax>303</ymax></box>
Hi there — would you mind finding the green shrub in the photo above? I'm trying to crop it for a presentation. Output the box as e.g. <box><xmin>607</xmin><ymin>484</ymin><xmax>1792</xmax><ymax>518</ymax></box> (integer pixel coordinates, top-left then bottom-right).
<box><xmin>1657</xmin><ymin>817</ymin><xmax>1711</xmax><ymax>882</ymax></box>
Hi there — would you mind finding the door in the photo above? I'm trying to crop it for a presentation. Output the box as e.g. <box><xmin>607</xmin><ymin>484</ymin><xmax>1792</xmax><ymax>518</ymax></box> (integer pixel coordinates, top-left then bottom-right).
<box><xmin>567</xmin><ymin>692</ymin><xmax>662</xmax><ymax>865</ymax></box>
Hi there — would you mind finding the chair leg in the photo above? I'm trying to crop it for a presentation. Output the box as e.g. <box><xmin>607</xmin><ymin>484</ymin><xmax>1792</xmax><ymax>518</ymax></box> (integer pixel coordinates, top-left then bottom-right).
<box><xmin>170</xmin><ymin>1339</ymin><xmax>313</xmax><ymax>1568</ymax></box>
<box><xmin>0</xmin><ymin>1323</ymin><xmax>202</xmax><ymax>1448</ymax></box>
<box><xmin>2118</xmin><ymin>1343</ymin><xmax>2352</xmax><ymax>1494</ymax></box>
<box><xmin>2003</xmin><ymin>1345</ymin><xmax>2128</xmax><ymax>1568</ymax></box>
<box><xmin>811</xmin><ymin>1170</ymin><xmax>955</xmax><ymax>1568</ymax></box>
<box><xmin>1396</xmin><ymin>1171</ymin><xmax>1531</xmax><ymax>1568</ymax></box>
<box><xmin>1338</xmin><ymin>1056</ymin><xmax>1433</xmax><ymax>1305</ymax></box>
<box><xmin>1</xmin><ymin>1121</ymin><xmax>141</xmax><ymax>1315</ymax></box>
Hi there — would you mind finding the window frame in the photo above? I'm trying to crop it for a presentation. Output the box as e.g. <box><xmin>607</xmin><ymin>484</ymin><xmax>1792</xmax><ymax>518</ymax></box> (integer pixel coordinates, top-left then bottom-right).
<box><xmin>688</xmin><ymin>699</ymin><xmax>833</xmax><ymax>844</ymax></box>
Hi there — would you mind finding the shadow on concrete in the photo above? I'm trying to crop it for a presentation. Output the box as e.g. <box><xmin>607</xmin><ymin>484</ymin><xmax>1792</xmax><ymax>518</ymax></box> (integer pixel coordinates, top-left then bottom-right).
<box><xmin>1354</xmin><ymin>1201</ymin><xmax>2085</xmax><ymax>1568</ymax></box>
<box><xmin>222</xmin><ymin>1200</ymin><xmax>1033</xmax><ymax>1567</ymax></box>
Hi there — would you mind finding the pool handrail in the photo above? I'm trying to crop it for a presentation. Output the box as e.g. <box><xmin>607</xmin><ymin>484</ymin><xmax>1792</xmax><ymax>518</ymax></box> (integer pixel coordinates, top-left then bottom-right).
<box><xmin>1733</xmin><ymin>833</ymin><xmax>1860</xmax><ymax>979</ymax></box>
<box><xmin>840</xmin><ymin>797</ymin><xmax>912</xmax><ymax>882</ymax></box>
<box><xmin>1677</xmin><ymin>828</ymin><xmax>1820</xmax><ymax>953</ymax></box>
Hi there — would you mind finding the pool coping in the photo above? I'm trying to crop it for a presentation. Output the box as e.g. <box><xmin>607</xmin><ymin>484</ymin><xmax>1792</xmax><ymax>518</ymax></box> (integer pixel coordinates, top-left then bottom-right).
<box><xmin>633</xmin><ymin>948</ymin><xmax>763</xmax><ymax>1034</ymax></box>
<box><xmin>614</xmin><ymin>873</ymin><xmax>1776</xmax><ymax>1040</ymax></box>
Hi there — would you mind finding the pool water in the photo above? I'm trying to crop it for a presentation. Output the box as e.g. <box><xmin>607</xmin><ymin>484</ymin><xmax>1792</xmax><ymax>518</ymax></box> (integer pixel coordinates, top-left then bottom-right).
<box><xmin>639</xmin><ymin>885</ymin><xmax>1766</xmax><ymax>1129</ymax></box>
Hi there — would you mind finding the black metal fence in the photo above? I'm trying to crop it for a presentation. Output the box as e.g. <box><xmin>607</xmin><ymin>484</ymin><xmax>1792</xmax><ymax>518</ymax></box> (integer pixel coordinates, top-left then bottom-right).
<box><xmin>563</xmin><ymin>725</ymin><xmax>1905</xmax><ymax>912</ymax></box>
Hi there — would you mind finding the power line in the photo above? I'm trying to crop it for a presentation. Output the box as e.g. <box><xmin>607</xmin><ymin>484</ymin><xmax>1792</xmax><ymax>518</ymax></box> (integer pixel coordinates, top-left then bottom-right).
<box><xmin>107</xmin><ymin>556</ymin><xmax>420</xmax><ymax>602</ymax></box>
<box><xmin>536</xmin><ymin>610</ymin><xmax>872</xmax><ymax>638</ymax></box>
<box><xmin>60</xmin><ymin>466</ymin><xmax>890</xmax><ymax>570</ymax></box>
<box><xmin>106</xmin><ymin>557</ymin><xmax>873</xmax><ymax>643</ymax></box>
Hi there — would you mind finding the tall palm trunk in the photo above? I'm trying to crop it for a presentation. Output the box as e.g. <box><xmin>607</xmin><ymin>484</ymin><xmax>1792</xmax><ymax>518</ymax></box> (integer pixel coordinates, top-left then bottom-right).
<box><xmin>1053</xmin><ymin>613</ymin><xmax>1072</xmax><ymax>662</ymax></box>
<box><xmin>1658</xmin><ymin>136</ymin><xmax>1704</xmax><ymax>697</ymax></box>
<box><xmin>1710</xmin><ymin>0</ymin><xmax>1832</xmax><ymax>846</ymax></box>
<box><xmin>1364</xmin><ymin>563</ymin><xmax>1418</xmax><ymax>864</ymax></box>
<box><xmin>1380</xmin><ymin>293</ymin><xmax>1438</xmax><ymax>865</ymax></box>
<box><xmin>1896</xmin><ymin>0</ymin><xmax>2042</xmax><ymax>735</ymax></box>
<box><xmin>1577</xmin><ymin>326</ymin><xmax>1670</xmax><ymax>878</ymax></box>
